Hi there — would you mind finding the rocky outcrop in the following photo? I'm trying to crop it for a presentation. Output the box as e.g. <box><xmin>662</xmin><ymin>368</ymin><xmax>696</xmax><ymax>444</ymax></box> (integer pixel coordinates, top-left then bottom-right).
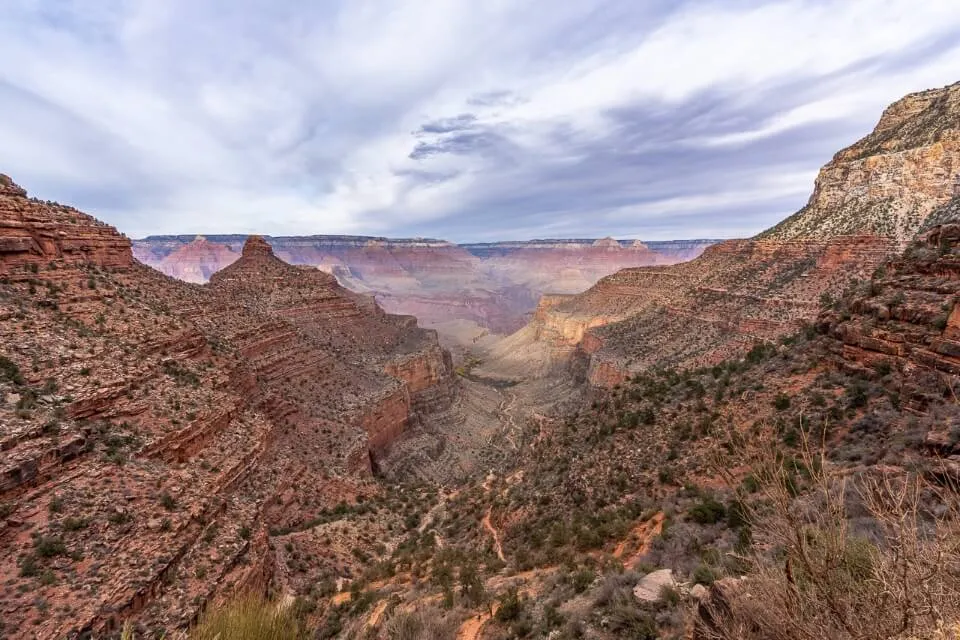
<box><xmin>0</xmin><ymin>175</ymin><xmax>133</xmax><ymax>273</ymax></box>
<box><xmin>763</xmin><ymin>82</ymin><xmax>960</xmax><ymax>245</ymax></box>
<box><xmin>825</xmin><ymin>200</ymin><xmax>960</xmax><ymax>394</ymax></box>
<box><xmin>506</xmin><ymin>84</ymin><xmax>960</xmax><ymax>385</ymax></box>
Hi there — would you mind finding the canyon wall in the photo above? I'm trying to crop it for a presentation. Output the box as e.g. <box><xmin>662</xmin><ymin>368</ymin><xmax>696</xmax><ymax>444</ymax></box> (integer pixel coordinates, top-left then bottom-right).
<box><xmin>507</xmin><ymin>82</ymin><xmax>960</xmax><ymax>386</ymax></box>
<box><xmin>133</xmin><ymin>234</ymin><xmax>716</xmax><ymax>335</ymax></box>
<box><xmin>763</xmin><ymin>83</ymin><xmax>960</xmax><ymax>244</ymax></box>
<box><xmin>0</xmin><ymin>181</ymin><xmax>458</xmax><ymax>637</ymax></box>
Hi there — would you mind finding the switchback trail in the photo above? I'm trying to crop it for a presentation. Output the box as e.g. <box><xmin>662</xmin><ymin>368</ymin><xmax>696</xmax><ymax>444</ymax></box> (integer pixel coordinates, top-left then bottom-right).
<box><xmin>482</xmin><ymin>506</ymin><xmax>506</xmax><ymax>562</ymax></box>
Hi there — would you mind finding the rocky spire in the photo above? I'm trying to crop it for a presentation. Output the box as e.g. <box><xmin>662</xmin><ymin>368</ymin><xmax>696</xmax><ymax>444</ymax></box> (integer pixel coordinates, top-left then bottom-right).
<box><xmin>242</xmin><ymin>235</ymin><xmax>274</xmax><ymax>258</ymax></box>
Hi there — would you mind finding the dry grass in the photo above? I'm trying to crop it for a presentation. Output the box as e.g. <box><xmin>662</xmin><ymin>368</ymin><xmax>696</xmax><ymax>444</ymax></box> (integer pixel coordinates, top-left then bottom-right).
<box><xmin>188</xmin><ymin>595</ymin><xmax>303</xmax><ymax>640</ymax></box>
<box><xmin>383</xmin><ymin>606</ymin><xmax>459</xmax><ymax>639</ymax></box>
<box><xmin>703</xmin><ymin>435</ymin><xmax>960</xmax><ymax>640</ymax></box>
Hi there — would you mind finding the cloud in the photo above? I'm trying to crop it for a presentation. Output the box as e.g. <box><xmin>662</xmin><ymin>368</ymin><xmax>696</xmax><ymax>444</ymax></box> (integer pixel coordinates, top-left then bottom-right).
<box><xmin>0</xmin><ymin>0</ymin><xmax>958</xmax><ymax>241</ymax></box>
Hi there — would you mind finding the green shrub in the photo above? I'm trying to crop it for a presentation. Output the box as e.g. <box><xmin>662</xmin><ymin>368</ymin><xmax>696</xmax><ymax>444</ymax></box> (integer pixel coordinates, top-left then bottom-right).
<box><xmin>19</xmin><ymin>554</ymin><xmax>39</xmax><ymax>577</ymax></box>
<box><xmin>692</xmin><ymin>564</ymin><xmax>717</xmax><ymax>585</ymax></box>
<box><xmin>34</xmin><ymin>536</ymin><xmax>67</xmax><ymax>558</ymax></box>
<box><xmin>495</xmin><ymin>588</ymin><xmax>524</xmax><ymax>623</ymax></box>
<box><xmin>773</xmin><ymin>393</ymin><xmax>791</xmax><ymax>411</ymax></box>
<box><xmin>0</xmin><ymin>356</ymin><xmax>24</xmax><ymax>385</ymax></box>
<box><xmin>571</xmin><ymin>568</ymin><xmax>596</xmax><ymax>594</ymax></box>
<box><xmin>160</xmin><ymin>492</ymin><xmax>177</xmax><ymax>511</ymax></box>
<box><xmin>689</xmin><ymin>497</ymin><xmax>726</xmax><ymax>525</ymax></box>
<box><xmin>63</xmin><ymin>517</ymin><xmax>89</xmax><ymax>532</ymax></box>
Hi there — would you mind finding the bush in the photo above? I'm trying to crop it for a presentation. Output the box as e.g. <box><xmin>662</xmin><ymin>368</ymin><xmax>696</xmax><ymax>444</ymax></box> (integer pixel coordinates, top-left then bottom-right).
<box><xmin>34</xmin><ymin>536</ymin><xmax>67</xmax><ymax>558</ymax></box>
<box><xmin>701</xmin><ymin>441</ymin><xmax>960</xmax><ymax>640</ymax></box>
<box><xmin>692</xmin><ymin>564</ymin><xmax>716</xmax><ymax>585</ymax></box>
<box><xmin>19</xmin><ymin>554</ymin><xmax>39</xmax><ymax>577</ymax></box>
<box><xmin>688</xmin><ymin>497</ymin><xmax>726</xmax><ymax>525</ymax></box>
<box><xmin>601</xmin><ymin>590</ymin><xmax>657</xmax><ymax>639</ymax></box>
<box><xmin>495</xmin><ymin>588</ymin><xmax>524</xmax><ymax>623</ymax></box>
<box><xmin>772</xmin><ymin>393</ymin><xmax>791</xmax><ymax>411</ymax></box>
<box><xmin>0</xmin><ymin>356</ymin><xmax>24</xmax><ymax>385</ymax></box>
<box><xmin>571</xmin><ymin>568</ymin><xmax>596</xmax><ymax>594</ymax></box>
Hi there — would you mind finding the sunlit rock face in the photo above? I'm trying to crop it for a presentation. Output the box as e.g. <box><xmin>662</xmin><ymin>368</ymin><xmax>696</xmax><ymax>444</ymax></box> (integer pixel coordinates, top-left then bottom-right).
<box><xmin>762</xmin><ymin>82</ymin><xmax>960</xmax><ymax>245</ymax></box>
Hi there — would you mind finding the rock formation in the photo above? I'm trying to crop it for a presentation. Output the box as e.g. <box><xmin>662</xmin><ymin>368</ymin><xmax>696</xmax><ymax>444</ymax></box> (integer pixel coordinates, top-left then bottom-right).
<box><xmin>0</xmin><ymin>174</ymin><xmax>133</xmax><ymax>273</ymax></box>
<box><xmin>507</xmin><ymin>82</ymin><xmax>960</xmax><ymax>385</ymax></box>
<box><xmin>132</xmin><ymin>235</ymin><xmax>716</xmax><ymax>337</ymax></box>
<box><xmin>0</xmin><ymin>179</ymin><xmax>457</xmax><ymax>637</ymax></box>
<box><xmin>762</xmin><ymin>82</ymin><xmax>960</xmax><ymax>244</ymax></box>
<box><xmin>134</xmin><ymin>235</ymin><xmax>239</xmax><ymax>283</ymax></box>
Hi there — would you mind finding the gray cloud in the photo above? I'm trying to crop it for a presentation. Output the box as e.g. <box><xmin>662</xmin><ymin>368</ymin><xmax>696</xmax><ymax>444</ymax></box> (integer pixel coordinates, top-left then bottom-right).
<box><xmin>0</xmin><ymin>0</ymin><xmax>958</xmax><ymax>241</ymax></box>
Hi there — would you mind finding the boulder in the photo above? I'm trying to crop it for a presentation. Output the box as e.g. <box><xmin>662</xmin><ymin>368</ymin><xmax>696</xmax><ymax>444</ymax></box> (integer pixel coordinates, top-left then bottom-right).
<box><xmin>632</xmin><ymin>569</ymin><xmax>676</xmax><ymax>602</ymax></box>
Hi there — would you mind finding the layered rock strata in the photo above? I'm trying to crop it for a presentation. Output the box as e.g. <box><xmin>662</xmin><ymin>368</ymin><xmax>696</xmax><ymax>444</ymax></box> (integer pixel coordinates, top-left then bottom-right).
<box><xmin>133</xmin><ymin>235</ymin><xmax>716</xmax><ymax>335</ymax></box>
<box><xmin>510</xmin><ymin>83</ymin><xmax>960</xmax><ymax>385</ymax></box>
<box><xmin>0</xmin><ymin>180</ymin><xmax>457</xmax><ymax>637</ymax></box>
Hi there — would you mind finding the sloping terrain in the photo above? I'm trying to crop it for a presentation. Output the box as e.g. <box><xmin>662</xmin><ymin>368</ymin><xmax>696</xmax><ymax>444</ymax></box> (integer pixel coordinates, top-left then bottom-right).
<box><xmin>313</xmin><ymin>203</ymin><xmax>960</xmax><ymax>639</ymax></box>
<box><xmin>505</xmin><ymin>82</ymin><xmax>960</xmax><ymax>385</ymax></box>
<box><xmin>0</xmin><ymin>176</ymin><xmax>458</xmax><ymax>637</ymax></box>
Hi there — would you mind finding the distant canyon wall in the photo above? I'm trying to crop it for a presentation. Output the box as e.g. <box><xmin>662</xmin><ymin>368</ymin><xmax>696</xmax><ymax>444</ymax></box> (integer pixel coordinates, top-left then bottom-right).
<box><xmin>133</xmin><ymin>235</ymin><xmax>717</xmax><ymax>335</ymax></box>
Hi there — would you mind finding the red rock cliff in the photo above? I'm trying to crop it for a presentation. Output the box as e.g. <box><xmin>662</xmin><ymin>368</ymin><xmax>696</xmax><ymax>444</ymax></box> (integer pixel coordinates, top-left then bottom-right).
<box><xmin>0</xmin><ymin>174</ymin><xmax>132</xmax><ymax>273</ymax></box>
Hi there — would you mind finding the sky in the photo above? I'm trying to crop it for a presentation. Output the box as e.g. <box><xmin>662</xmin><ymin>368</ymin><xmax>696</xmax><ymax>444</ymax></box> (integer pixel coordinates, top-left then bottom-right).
<box><xmin>1</xmin><ymin>1</ymin><xmax>959</xmax><ymax>242</ymax></box>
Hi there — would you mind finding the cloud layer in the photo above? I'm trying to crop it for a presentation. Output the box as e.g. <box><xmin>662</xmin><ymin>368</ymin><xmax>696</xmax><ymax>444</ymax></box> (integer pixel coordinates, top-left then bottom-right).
<box><xmin>1</xmin><ymin>0</ymin><xmax>959</xmax><ymax>241</ymax></box>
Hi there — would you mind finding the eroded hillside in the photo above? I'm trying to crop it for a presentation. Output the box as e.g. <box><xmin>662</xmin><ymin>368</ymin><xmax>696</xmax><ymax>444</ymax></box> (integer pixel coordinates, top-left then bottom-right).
<box><xmin>0</xmin><ymin>176</ymin><xmax>459</xmax><ymax>637</ymax></box>
<box><xmin>506</xmin><ymin>82</ymin><xmax>960</xmax><ymax>386</ymax></box>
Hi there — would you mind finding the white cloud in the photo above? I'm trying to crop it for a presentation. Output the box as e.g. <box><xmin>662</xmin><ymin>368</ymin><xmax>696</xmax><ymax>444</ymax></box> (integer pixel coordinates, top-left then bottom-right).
<box><xmin>0</xmin><ymin>0</ymin><xmax>957</xmax><ymax>239</ymax></box>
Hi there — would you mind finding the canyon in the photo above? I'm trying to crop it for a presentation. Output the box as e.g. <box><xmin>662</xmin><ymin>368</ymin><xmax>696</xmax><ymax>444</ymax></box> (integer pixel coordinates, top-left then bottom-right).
<box><xmin>133</xmin><ymin>235</ymin><xmax>715</xmax><ymax>338</ymax></box>
<box><xmin>0</xmin><ymin>80</ymin><xmax>959</xmax><ymax>640</ymax></box>
<box><xmin>0</xmin><ymin>176</ymin><xmax>459</xmax><ymax>637</ymax></box>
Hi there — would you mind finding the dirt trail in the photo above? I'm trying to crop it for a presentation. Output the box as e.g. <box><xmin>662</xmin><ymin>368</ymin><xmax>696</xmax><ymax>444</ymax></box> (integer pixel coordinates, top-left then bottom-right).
<box><xmin>498</xmin><ymin>391</ymin><xmax>520</xmax><ymax>450</ymax></box>
<box><xmin>366</xmin><ymin>599</ymin><xmax>389</xmax><ymax>629</ymax></box>
<box><xmin>418</xmin><ymin>489</ymin><xmax>458</xmax><ymax>549</ymax></box>
<box><xmin>457</xmin><ymin>604</ymin><xmax>499</xmax><ymax>640</ymax></box>
<box><xmin>614</xmin><ymin>512</ymin><xmax>665</xmax><ymax>568</ymax></box>
<box><xmin>482</xmin><ymin>507</ymin><xmax>506</xmax><ymax>562</ymax></box>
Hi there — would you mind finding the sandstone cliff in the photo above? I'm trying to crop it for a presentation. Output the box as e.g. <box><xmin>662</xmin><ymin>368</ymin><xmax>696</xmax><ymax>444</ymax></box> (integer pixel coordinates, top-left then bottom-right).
<box><xmin>762</xmin><ymin>82</ymin><xmax>960</xmax><ymax>245</ymax></box>
<box><xmin>506</xmin><ymin>82</ymin><xmax>960</xmax><ymax>385</ymax></box>
<box><xmin>0</xmin><ymin>180</ymin><xmax>457</xmax><ymax>637</ymax></box>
